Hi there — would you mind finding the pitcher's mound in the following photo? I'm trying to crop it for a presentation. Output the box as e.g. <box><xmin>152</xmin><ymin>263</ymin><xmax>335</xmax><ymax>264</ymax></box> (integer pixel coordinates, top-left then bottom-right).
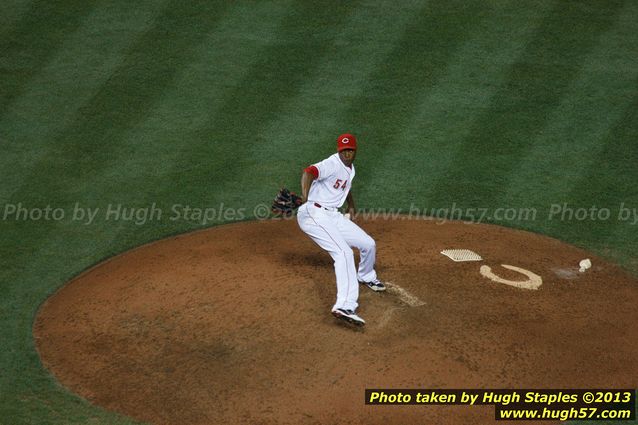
<box><xmin>34</xmin><ymin>219</ymin><xmax>638</xmax><ymax>425</ymax></box>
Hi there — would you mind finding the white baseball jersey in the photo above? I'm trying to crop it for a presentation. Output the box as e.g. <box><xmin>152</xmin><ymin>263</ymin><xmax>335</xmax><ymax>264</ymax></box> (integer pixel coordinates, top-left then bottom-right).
<box><xmin>298</xmin><ymin>152</ymin><xmax>377</xmax><ymax>312</ymax></box>
<box><xmin>307</xmin><ymin>153</ymin><xmax>355</xmax><ymax>208</ymax></box>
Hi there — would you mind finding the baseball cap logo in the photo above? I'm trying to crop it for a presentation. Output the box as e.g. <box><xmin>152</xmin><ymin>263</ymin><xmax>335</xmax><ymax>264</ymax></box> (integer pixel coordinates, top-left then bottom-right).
<box><xmin>337</xmin><ymin>133</ymin><xmax>357</xmax><ymax>151</ymax></box>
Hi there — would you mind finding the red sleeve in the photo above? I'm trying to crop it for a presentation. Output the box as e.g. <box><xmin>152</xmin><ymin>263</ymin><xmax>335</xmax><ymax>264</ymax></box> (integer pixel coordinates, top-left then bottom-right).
<box><xmin>304</xmin><ymin>165</ymin><xmax>319</xmax><ymax>178</ymax></box>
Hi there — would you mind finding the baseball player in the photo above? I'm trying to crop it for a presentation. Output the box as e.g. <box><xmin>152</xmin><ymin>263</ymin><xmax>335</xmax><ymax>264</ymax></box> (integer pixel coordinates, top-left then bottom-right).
<box><xmin>297</xmin><ymin>133</ymin><xmax>385</xmax><ymax>327</ymax></box>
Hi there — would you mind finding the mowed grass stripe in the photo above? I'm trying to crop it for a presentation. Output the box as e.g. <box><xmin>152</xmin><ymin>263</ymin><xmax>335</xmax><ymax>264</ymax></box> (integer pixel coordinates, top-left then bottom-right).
<box><xmin>1</xmin><ymin>0</ymin><xmax>246</xmax><ymax>276</ymax></box>
<box><xmin>426</xmin><ymin>1</ymin><xmax>624</xmax><ymax>209</ymax></box>
<box><xmin>47</xmin><ymin>2</ymin><xmax>297</xmax><ymax>242</ymax></box>
<box><xmin>548</xmin><ymin>95</ymin><xmax>638</xmax><ymax>275</ymax></box>
<box><xmin>318</xmin><ymin>1</ymin><xmax>491</xmax><ymax>207</ymax></box>
<box><xmin>152</xmin><ymin>2</ymin><xmax>363</xmax><ymax>207</ymax></box>
<box><xmin>363</xmin><ymin>3</ymin><xmax>551</xmax><ymax>208</ymax></box>
<box><xmin>1</xmin><ymin>0</ymin><xmax>231</xmax><ymax>308</ymax></box>
<box><xmin>4</xmin><ymin>0</ymin><xmax>231</xmax><ymax>209</ymax></box>
<box><xmin>88</xmin><ymin>1</ymin><xmax>295</xmax><ymax>210</ymax></box>
<box><xmin>496</xmin><ymin>1</ymin><xmax>638</xmax><ymax>230</ymax></box>
<box><xmin>548</xmin><ymin>93</ymin><xmax>638</xmax><ymax>250</ymax></box>
<box><xmin>0</xmin><ymin>0</ymin><xmax>33</xmax><ymax>37</ymax></box>
<box><xmin>229</xmin><ymin>1</ymin><xmax>427</xmax><ymax>197</ymax></box>
<box><xmin>0</xmin><ymin>0</ymin><xmax>96</xmax><ymax>117</ymax></box>
<box><xmin>0</xmin><ymin>1</ymin><xmax>170</xmax><ymax>202</ymax></box>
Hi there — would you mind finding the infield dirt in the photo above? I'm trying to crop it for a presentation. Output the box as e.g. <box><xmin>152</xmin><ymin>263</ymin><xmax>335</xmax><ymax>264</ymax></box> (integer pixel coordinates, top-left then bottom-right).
<box><xmin>34</xmin><ymin>219</ymin><xmax>638</xmax><ymax>424</ymax></box>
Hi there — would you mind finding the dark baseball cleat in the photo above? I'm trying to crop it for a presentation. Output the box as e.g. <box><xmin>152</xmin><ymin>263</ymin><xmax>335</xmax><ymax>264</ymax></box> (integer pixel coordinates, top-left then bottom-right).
<box><xmin>359</xmin><ymin>278</ymin><xmax>386</xmax><ymax>292</ymax></box>
<box><xmin>331</xmin><ymin>308</ymin><xmax>365</xmax><ymax>326</ymax></box>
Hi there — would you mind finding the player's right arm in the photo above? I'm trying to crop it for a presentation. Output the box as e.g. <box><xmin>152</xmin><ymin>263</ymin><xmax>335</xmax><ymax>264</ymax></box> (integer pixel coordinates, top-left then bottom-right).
<box><xmin>301</xmin><ymin>165</ymin><xmax>318</xmax><ymax>203</ymax></box>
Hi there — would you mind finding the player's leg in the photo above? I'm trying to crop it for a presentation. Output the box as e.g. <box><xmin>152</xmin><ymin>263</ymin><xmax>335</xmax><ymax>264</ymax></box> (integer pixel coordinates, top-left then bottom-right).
<box><xmin>337</xmin><ymin>216</ymin><xmax>380</xmax><ymax>285</ymax></box>
<box><xmin>297</xmin><ymin>206</ymin><xmax>359</xmax><ymax>311</ymax></box>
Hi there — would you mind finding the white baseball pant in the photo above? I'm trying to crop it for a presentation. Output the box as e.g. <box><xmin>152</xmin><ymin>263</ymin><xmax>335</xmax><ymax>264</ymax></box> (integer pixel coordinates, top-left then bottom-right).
<box><xmin>297</xmin><ymin>202</ymin><xmax>378</xmax><ymax>311</ymax></box>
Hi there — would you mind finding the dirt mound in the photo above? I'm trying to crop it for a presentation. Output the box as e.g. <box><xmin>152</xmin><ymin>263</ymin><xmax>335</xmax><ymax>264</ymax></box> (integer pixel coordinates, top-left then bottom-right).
<box><xmin>34</xmin><ymin>219</ymin><xmax>638</xmax><ymax>424</ymax></box>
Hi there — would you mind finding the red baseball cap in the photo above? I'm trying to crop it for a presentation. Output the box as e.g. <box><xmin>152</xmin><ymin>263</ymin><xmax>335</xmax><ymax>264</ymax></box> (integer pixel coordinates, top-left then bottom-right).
<box><xmin>337</xmin><ymin>133</ymin><xmax>357</xmax><ymax>151</ymax></box>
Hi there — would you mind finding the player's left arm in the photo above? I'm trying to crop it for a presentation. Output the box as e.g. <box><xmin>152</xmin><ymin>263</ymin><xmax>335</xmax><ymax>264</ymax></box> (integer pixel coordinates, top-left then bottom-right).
<box><xmin>346</xmin><ymin>190</ymin><xmax>356</xmax><ymax>220</ymax></box>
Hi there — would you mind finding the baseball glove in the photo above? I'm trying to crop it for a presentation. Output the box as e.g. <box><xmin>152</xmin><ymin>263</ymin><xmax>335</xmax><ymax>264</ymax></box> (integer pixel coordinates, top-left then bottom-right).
<box><xmin>272</xmin><ymin>188</ymin><xmax>303</xmax><ymax>216</ymax></box>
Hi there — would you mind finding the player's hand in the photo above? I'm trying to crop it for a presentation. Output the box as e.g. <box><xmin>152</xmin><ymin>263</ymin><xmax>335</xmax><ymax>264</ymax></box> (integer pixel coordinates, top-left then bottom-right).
<box><xmin>347</xmin><ymin>207</ymin><xmax>356</xmax><ymax>221</ymax></box>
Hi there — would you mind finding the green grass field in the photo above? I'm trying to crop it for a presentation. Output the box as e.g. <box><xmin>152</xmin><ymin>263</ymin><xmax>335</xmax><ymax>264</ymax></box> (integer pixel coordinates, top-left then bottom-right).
<box><xmin>1</xmin><ymin>1</ymin><xmax>637</xmax><ymax>423</ymax></box>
